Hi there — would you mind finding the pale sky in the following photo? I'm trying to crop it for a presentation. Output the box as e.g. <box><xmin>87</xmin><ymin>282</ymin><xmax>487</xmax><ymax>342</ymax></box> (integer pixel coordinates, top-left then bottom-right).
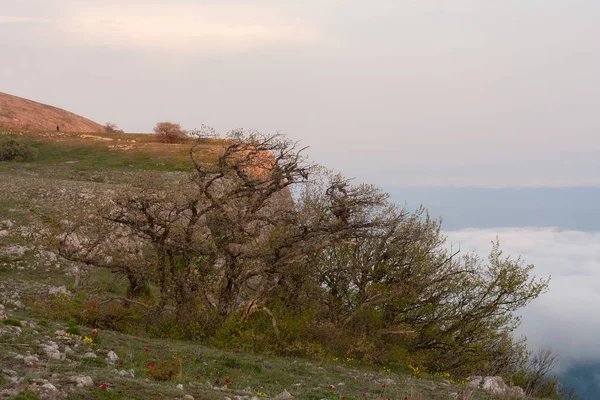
<box><xmin>1</xmin><ymin>0</ymin><xmax>600</xmax><ymax>187</ymax></box>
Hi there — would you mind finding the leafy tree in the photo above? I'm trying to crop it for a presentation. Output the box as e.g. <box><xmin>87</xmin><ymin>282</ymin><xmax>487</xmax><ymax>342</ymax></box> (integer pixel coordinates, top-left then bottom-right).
<box><xmin>154</xmin><ymin>121</ymin><xmax>187</xmax><ymax>143</ymax></box>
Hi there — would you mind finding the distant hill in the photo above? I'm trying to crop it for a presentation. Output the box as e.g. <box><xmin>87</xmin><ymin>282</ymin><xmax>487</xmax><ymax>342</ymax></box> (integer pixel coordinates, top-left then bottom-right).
<box><xmin>0</xmin><ymin>91</ymin><xmax>103</xmax><ymax>133</ymax></box>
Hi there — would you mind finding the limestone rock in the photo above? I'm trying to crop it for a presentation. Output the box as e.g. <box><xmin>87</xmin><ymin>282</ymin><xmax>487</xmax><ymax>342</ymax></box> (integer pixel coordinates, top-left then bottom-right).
<box><xmin>72</xmin><ymin>376</ymin><xmax>94</xmax><ymax>387</ymax></box>
<box><xmin>274</xmin><ymin>390</ymin><xmax>293</xmax><ymax>399</ymax></box>
<box><xmin>106</xmin><ymin>350</ymin><xmax>119</xmax><ymax>364</ymax></box>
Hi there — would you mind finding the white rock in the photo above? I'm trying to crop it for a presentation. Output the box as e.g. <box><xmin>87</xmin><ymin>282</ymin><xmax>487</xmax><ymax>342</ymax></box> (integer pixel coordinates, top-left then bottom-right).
<box><xmin>468</xmin><ymin>376</ymin><xmax>482</xmax><ymax>388</ymax></box>
<box><xmin>23</xmin><ymin>355</ymin><xmax>39</xmax><ymax>366</ymax></box>
<box><xmin>47</xmin><ymin>351</ymin><xmax>61</xmax><ymax>360</ymax></box>
<box><xmin>482</xmin><ymin>376</ymin><xmax>507</xmax><ymax>395</ymax></box>
<box><xmin>41</xmin><ymin>383</ymin><xmax>58</xmax><ymax>393</ymax></box>
<box><xmin>107</xmin><ymin>350</ymin><xmax>119</xmax><ymax>364</ymax></box>
<box><xmin>176</xmin><ymin>384</ymin><xmax>184</xmax><ymax>390</ymax></box>
<box><xmin>72</xmin><ymin>376</ymin><xmax>94</xmax><ymax>387</ymax></box>
<box><xmin>274</xmin><ymin>390</ymin><xmax>293</xmax><ymax>399</ymax></box>
<box><xmin>183</xmin><ymin>395</ymin><xmax>195</xmax><ymax>400</ymax></box>
<box><xmin>83</xmin><ymin>352</ymin><xmax>97</xmax><ymax>359</ymax></box>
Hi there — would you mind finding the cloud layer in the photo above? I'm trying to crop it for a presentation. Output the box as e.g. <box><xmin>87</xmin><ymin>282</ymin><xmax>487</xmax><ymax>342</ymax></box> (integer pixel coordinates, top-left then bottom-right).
<box><xmin>445</xmin><ymin>228</ymin><xmax>600</xmax><ymax>370</ymax></box>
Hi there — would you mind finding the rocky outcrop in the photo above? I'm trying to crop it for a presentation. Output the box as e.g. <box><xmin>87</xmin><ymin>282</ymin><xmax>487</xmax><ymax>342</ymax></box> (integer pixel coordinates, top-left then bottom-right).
<box><xmin>468</xmin><ymin>376</ymin><xmax>525</xmax><ymax>398</ymax></box>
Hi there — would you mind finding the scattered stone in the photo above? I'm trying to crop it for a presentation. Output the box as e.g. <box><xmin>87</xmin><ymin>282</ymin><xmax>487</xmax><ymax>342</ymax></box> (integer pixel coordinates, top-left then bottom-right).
<box><xmin>48</xmin><ymin>285</ymin><xmax>68</xmax><ymax>296</ymax></box>
<box><xmin>83</xmin><ymin>352</ymin><xmax>97</xmax><ymax>359</ymax></box>
<box><xmin>274</xmin><ymin>390</ymin><xmax>293</xmax><ymax>399</ymax></box>
<box><xmin>72</xmin><ymin>376</ymin><xmax>94</xmax><ymax>387</ymax></box>
<box><xmin>468</xmin><ymin>376</ymin><xmax>482</xmax><ymax>388</ymax></box>
<box><xmin>183</xmin><ymin>395</ymin><xmax>195</xmax><ymax>400</ymax></box>
<box><xmin>23</xmin><ymin>355</ymin><xmax>39</xmax><ymax>366</ymax></box>
<box><xmin>41</xmin><ymin>383</ymin><xmax>58</xmax><ymax>393</ymax></box>
<box><xmin>176</xmin><ymin>384</ymin><xmax>184</xmax><ymax>390</ymax></box>
<box><xmin>106</xmin><ymin>350</ymin><xmax>119</xmax><ymax>364</ymax></box>
<box><xmin>2</xmin><ymin>369</ymin><xmax>17</xmax><ymax>377</ymax></box>
<box><xmin>55</xmin><ymin>330</ymin><xmax>66</xmax><ymax>336</ymax></box>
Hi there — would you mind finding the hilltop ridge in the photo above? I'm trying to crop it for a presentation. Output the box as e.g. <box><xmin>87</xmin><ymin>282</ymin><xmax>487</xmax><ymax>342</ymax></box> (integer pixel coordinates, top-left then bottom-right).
<box><xmin>0</xmin><ymin>92</ymin><xmax>103</xmax><ymax>133</ymax></box>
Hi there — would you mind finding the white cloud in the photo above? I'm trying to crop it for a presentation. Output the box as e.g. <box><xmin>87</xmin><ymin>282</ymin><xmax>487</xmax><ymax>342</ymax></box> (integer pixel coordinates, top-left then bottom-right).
<box><xmin>445</xmin><ymin>228</ymin><xmax>600</xmax><ymax>370</ymax></box>
<box><xmin>60</xmin><ymin>3</ymin><xmax>322</xmax><ymax>54</ymax></box>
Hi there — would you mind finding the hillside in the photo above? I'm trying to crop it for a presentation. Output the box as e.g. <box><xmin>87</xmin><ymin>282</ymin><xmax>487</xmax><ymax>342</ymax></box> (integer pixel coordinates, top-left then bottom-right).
<box><xmin>0</xmin><ymin>131</ymin><xmax>496</xmax><ymax>400</ymax></box>
<box><xmin>0</xmin><ymin>116</ymin><xmax>554</xmax><ymax>398</ymax></box>
<box><xmin>0</xmin><ymin>92</ymin><xmax>103</xmax><ymax>133</ymax></box>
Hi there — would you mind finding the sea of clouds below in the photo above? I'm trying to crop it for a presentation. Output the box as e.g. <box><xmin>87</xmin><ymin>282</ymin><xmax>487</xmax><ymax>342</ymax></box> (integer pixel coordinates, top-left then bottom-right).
<box><xmin>444</xmin><ymin>227</ymin><xmax>600</xmax><ymax>371</ymax></box>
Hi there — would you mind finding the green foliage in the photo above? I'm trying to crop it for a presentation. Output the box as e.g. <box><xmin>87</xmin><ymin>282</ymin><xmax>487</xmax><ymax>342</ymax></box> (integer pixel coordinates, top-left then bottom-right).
<box><xmin>0</xmin><ymin>136</ymin><xmax>37</xmax><ymax>161</ymax></box>
<box><xmin>67</xmin><ymin>318</ymin><xmax>81</xmax><ymax>335</ymax></box>
<box><xmin>0</xmin><ymin>372</ymin><xmax>5</xmax><ymax>387</ymax></box>
<box><xmin>11</xmin><ymin>390</ymin><xmax>40</xmax><ymax>400</ymax></box>
<box><xmin>2</xmin><ymin>318</ymin><xmax>22</xmax><ymax>327</ymax></box>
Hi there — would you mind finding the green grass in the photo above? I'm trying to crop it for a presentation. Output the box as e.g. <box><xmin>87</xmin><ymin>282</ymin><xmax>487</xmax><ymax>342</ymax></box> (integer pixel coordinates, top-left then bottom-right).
<box><xmin>2</xmin><ymin>318</ymin><xmax>22</xmax><ymax>327</ymax></box>
<box><xmin>0</xmin><ymin>309</ymin><xmax>493</xmax><ymax>400</ymax></box>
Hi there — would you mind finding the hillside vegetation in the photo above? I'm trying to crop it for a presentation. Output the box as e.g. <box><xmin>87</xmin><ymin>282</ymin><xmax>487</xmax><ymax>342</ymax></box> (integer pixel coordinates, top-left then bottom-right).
<box><xmin>0</xmin><ymin>124</ymin><xmax>567</xmax><ymax>399</ymax></box>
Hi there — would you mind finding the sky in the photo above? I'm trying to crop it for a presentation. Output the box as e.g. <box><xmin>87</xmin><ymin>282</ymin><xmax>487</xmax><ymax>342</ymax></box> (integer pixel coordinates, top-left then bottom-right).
<box><xmin>1</xmin><ymin>0</ymin><xmax>600</xmax><ymax>187</ymax></box>
<box><xmin>2</xmin><ymin>0</ymin><xmax>600</xmax><ymax>377</ymax></box>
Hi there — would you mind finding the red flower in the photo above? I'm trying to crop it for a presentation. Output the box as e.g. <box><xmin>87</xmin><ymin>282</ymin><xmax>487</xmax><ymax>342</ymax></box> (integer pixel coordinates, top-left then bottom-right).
<box><xmin>362</xmin><ymin>393</ymin><xmax>367</xmax><ymax>397</ymax></box>
<box><xmin>214</xmin><ymin>360</ymin><xmax>218</xmax><ymax>364</ymax></box>
<box><xmin>215</xmin><ymin>378</ymin><xmax>221</xmax><ymax>385</ymax></box>
<box><xmin>195</xmin><ymin>375</ymin><xmax>200</xmax><ymax>380</ymax></box>
<box><xmin>101</xmin><ymin>383</ymin><xmax>107</xmax><ymax>389</ymax></box>
<box><xmin>404</xmin><ymin>397</ymin><xmax>408</xmax><ymax>400</ymax></box>
<box><xmin>225</xmin><ymin>377</ymin><xmax>231</xmax><ymax>384</ymax></box>
<box><xmin>144</xmin><ymin>347</ymin><xmax>149</xmax><ymax>352</ymax></box>
<box><xmin>119</xmin><ymin>360</ymin><xmax>124</xmax><ymax>365</ymax></box>
<box><xmin>382</xmin><ymin>384</ymin><xmax>386</xmax><ymax>389</ymax></box>
<box><xmin>91</xmin><ymin>329</ymin><xmax>98</xmax><ymax>335</ymax></box>
<box><xmin>342</xmin><ymin>397</ymin><xmax>347</xmax><ymax>400</ymax></box>
<box><xmin>328</xmin><ymin>385</ymin><xmax>335</xmax><ymax>390</ymax></box>
<box><xmin>111</xmin><ymin>348</ymin><xmax>115</xmax><ymax>351</ymax></box>
<box><xmin>146</xmin><ymin>362</ymin><xmax>155</xmax><ymax>368</ymax></box>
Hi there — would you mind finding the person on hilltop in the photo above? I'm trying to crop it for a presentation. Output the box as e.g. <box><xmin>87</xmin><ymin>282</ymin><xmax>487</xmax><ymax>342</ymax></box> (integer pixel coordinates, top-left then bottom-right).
<box><xmin>56</xmin><ymin>125</ymin><xmax>60</xmax><ymax>132</ymax></box>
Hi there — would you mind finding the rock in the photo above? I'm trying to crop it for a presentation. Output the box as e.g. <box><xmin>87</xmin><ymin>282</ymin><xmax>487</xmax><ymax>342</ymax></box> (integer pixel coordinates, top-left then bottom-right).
<box><xmin>72</xmin><ymin>376</ymin><xmax>94</xmax><ymax>387</ymax></box>
<box><xmin>83</xmin><ymin>352</ymin><xmax>97</xmax><ymax>359</ymax></box>
<box><xmin>2</xmin><ymin>369</ymin><xmax>17</xmax><ymax>377</ymax></box>
<box><xmin>482</xmin><ymin>376</ymin><xmax>507</xmax><ymax>395</ymax></box>
<box><xmin>48</xmin><ymin>285</ymin><xmax>68</xmax><ymax>296</ymax></box>
<box><xmin>47</xmin><ymin>351</ymin><xmax>61</xmax><ymax>360</ymax></box>
<box><xmin>64</xmin><ymin>346</ymin><xmax>74</xmax><ymax>356</ymax></box>
<box><xmin>274</xmin><ymin>390</ymin><xmax>293</xmax><ymax>399</ymax></box>
<box><xmin>41</xmin><ymin>383</ymin><xmax>58</xmax><ymax>393</ymax></box>
<box><xmin>183</xmin><ymin>396</ymin><xmax>195</xmax><ymax>400</ymax></box>
<box><xmin>23</xmin><ymin>355</ymin><xmax>39</xmax><ymax>366</ymax></box>
<box><xmin>176</xmin><ymin>384</ymin><xmax>184</xmax><ymax>390</ymax></box>
<box><xmin>55</xmin><ymin>330</ymin><xmax>66</xmax><ymax>336</ymax></box>
<box><xmin>223</xmin><ymin>397</ymin><xmax>232</xmax><ymax>400</ymax></box>
<box><xmin>467</xmin><ymin>376</ymin><xmax>482</xmax><ymax>388</ymax></box>
<box><xmin>106</xmin><ymin>350</ymin><xmax>119</xmax><ymax>364</ymax></box>
<box><xmin>121</xmin><ymin>369</ymin><xmax>135</xmax><ymax>378</ymax></box>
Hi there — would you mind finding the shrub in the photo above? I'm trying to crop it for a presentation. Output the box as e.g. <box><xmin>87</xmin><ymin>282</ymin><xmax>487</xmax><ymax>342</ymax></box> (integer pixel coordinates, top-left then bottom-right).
<box><xmin>0</xmin><ymin>136</ymin><xmax>37</xmax><ymax>161</ymax></box>
<box><xmin>145</xmin><ymin>358</ymin><xmax>182</xmax><ymax>381</ymax></box>
<box><xmin>2</xmin><ymin>318</ymin><xmax>22</xmax><ymax>327</ymax></box>
<box><xmin>104</xmin><ymin>122</ymin><xmax>124</xmax><ymax>134</ymax></box>
<box><xmin>153</xmin><ymin>121</ymin><xmax>187</xmax><ymax>143</ymax></box>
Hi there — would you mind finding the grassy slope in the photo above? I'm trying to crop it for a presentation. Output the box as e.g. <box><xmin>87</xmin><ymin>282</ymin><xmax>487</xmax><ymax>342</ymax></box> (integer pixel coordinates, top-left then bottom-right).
<box><xmin>0</xmin><ymin>130</ymin><xmax>501</xmax><ymax>399</ymax></box>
